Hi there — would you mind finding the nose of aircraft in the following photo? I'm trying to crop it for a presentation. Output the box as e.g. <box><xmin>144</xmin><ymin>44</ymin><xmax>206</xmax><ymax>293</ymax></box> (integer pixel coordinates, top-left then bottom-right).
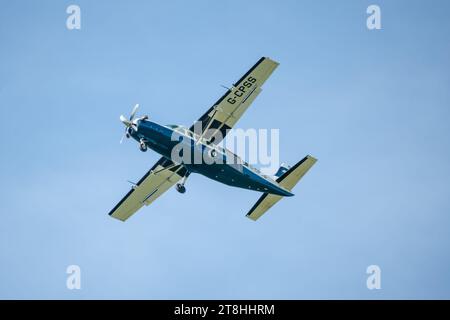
<box><xmin>119</xmin><ymin>104</ymin><xmax>140</xmax><ymax>143</ymax></box>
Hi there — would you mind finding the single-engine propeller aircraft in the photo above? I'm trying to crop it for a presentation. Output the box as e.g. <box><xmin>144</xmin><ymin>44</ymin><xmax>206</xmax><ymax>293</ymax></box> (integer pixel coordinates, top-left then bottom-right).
<box><xmin>108</xmin><ymin>57</ymin><xmax>317</xmax><ymax>221</ymax></box>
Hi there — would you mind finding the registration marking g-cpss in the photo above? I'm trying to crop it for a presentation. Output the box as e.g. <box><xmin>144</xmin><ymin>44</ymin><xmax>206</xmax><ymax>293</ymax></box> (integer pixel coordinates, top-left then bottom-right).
<box><xmin>226</xmin><ymin>76</ymin><xmax>257</xmax><ymax>105</ymax></box>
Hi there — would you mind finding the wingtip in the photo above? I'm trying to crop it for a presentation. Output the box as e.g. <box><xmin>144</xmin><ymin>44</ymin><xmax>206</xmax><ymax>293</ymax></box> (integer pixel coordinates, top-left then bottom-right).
<box><xmin>307</xmin><ymin>155</ymin><xmax>318</xmax><ymax>163</ymax></box>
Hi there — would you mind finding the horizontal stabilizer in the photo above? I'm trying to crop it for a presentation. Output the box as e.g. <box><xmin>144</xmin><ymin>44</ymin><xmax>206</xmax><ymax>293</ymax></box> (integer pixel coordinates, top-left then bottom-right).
<box><xmin>246</xmin><ymin>155</ymin><xmax>317</xmax><ymax>221</ymax></box>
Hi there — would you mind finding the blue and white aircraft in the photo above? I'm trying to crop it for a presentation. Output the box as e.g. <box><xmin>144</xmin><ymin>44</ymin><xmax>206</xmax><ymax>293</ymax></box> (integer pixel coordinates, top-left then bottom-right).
<box><xmin>108</xmin><ymin>57</ymin><xmax>316</xmax><ymax>221</ymax></box>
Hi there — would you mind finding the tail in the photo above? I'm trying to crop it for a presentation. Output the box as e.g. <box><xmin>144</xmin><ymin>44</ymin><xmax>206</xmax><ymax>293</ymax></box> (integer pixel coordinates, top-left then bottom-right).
<box><xmin>246</xmin><ymin>155</ymin><xmax>317</xmax><ymax>221</ymax></box>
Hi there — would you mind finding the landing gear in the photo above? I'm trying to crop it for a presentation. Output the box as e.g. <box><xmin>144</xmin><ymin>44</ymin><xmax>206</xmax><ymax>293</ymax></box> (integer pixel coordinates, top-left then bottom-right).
<box><xmin>175</xmin><ymin>183</ymin><xmax>186</xmax><ymax>194</ymax></box>
<box><xmin>175</xmin><ymin>175</ymin><xmax>188</xmax><ymax>194</ymax></box>
<box><xmin>139</xmin><ymin>140</ymin><xmax>147</xmax><ymax>152</ymax></box>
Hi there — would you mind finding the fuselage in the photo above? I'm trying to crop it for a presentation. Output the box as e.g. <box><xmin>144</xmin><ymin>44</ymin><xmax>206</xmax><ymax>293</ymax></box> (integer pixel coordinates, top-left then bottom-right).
<box><xmin>129</xmin><ymin>119</ymin><xmax>293</xmax><ymax>197</ymax></box>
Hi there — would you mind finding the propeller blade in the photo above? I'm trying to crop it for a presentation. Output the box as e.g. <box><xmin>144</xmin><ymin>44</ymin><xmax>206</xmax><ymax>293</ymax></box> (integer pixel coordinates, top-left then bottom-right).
<box><xmin>120</xmin><ymin>115</ymin><xmax>132</xmax><ymax>126</ymax></box>
<box><xmin>129</xmin><ymin>103</ymin><xmax>139</xmax><ymax>121</ymax></box>
<box><xmin>119</xmin><ymin>104</ymin><xmax>139</xmax><ymax>144</ymax></box>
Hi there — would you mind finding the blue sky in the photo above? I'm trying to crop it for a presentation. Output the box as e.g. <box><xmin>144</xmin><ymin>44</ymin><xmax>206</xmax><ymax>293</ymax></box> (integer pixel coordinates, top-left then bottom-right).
<box><xmin>1</xmin><ymin>0</ymin><xmax>450</xmax><ymax>299</ymax></box>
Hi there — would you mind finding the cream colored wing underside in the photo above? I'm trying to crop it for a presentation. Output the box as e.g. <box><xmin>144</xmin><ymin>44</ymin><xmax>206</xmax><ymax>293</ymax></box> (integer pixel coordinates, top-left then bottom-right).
<box><xmin>109</xmin><ymin>163</ymin><xmax>184</xmax><ymax>221</ymax></box>
<box><xmin>192</xmin><ymin>57</ymin><xmax>279</xmax><ymax>143</ymax></box>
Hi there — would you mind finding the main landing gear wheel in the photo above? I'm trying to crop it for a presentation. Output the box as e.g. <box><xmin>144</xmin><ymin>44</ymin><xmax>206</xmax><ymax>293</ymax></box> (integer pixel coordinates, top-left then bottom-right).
<box><xmin>175</xmin><ymin>175</ymin><xmax>188</xmax><ymax>194</ymax></box>
<box><xmin>176</xmin><ymin>183</ymin><xmax>186</xmax><ymax>194</ymax></box>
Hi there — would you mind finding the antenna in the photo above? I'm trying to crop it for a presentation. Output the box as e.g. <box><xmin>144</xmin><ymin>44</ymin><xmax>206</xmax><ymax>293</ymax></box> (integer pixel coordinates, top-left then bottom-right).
<box><xmin>127</xmin><ymin>180</ymin><xmax>138</xmax><ymax>188</ymax></box>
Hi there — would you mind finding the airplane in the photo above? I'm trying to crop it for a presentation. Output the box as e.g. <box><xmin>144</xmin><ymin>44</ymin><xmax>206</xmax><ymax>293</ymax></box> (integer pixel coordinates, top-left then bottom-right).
<box><xmin>108</xmin><ymin>57</ymin><xmax>317</xmax><ymax>222</ymax></box>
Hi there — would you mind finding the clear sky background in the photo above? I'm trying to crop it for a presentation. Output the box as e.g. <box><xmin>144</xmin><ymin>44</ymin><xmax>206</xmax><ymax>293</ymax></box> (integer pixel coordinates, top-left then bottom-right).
<box><xmin>1</xmin><ymin>0</ymin><xmax>450</xmax><ymax>299</ymax></box>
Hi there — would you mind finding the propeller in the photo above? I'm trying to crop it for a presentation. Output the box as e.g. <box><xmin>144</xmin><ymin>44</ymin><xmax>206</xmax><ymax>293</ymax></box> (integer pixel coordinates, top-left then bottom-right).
<box><xmin>120</xmin><ymin>103</ymin><xmax>139</xmax><ymax>143</ymax></box>
<box><xmin>129</xmin><ymin>103</ymin><xmax>139</xmax><ymax>121</ymax></box>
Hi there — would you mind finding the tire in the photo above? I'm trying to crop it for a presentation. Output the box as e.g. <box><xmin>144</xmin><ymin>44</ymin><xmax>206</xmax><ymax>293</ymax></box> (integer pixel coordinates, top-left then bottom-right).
<box><xmin>176</xmin><ymin>183</ymin><xmax>186</xmax><ymax>194</ymax></box>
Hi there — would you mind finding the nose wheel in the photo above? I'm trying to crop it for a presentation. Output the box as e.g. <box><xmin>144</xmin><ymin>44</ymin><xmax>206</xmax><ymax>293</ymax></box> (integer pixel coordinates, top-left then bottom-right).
<box><xmin>139</xmin><ymin>140</ymin><xmax>147</xmax><ymax>152</ymax></box>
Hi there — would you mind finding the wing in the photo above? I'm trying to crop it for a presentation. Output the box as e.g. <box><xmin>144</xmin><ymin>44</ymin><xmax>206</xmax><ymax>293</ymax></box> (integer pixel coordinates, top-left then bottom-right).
<box><xmin>108</xmin><ymin>157</ymin><xmax>188</xmax><ymax>221</ymax></box>
<box><xmin>190</xmin><ymin>57</ymin><xmax>279</xmax><ymax>144</ymax></box>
